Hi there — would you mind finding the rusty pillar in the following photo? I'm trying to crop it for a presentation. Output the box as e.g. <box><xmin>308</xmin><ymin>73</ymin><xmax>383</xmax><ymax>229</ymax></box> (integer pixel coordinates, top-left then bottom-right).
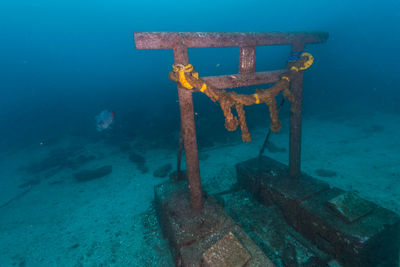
<box><xmin>289</xmin><ymin>42</ymin><xmax>305</xmax><ymax>178</ymax></box>
<box><xmin>173</xmin><ymin>46</ymin><xmax>203</xmax><ymax>211</ymax></box>
<box><xmin>239</xmin><ymin>47</ymin><xmax>256</xmax><ymax>73</ymax></box>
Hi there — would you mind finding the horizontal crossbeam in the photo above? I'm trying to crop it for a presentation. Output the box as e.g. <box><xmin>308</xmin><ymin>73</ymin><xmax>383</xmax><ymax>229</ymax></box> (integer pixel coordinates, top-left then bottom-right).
<box><xmin>134</xmin><ymin>32</ymin><xmax>328</xmax><ymax>49</ymax></box>
<box><xmin>201</xmin><ymin>70</ymin><xmax>285</xmax><ymax>89</ymax></box>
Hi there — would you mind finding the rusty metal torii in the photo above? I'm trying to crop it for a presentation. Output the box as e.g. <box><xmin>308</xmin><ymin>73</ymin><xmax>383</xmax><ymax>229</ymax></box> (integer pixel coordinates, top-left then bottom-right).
<box><xmin>134</xmin><ymin>32</ymin><xmax>328</xmax><ymax>211</ymax></box>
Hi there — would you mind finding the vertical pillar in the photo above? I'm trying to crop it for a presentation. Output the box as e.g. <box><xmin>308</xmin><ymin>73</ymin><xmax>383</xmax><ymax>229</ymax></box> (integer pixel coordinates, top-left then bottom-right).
<box><xmin>173</xmin><ymin>46</ymin><xmax>203</xmax><ymax>211</ymax></box>
<box><xmin>289</xmin><ymin>42</ymin><xmax>305</xmax><ymax>178</ymax></box>
<box><xmin>239</xmin><ymin>46</ymin><xmax>256</xmax><ymax>73</ymax></box>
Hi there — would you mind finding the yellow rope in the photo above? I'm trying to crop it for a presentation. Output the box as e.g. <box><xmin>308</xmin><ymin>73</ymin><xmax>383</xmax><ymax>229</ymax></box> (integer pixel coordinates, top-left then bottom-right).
<box><xmin>299</xmin><ymin>52</ymin><xmax>314</xmax><ymax>70</ymax></box>
<box><xmin>169</xmin><ymin>53</ymin><xmax>314</xmax><ymax>142</ymax></box>
<box><xmin>172</xmin><ymin>64</ymin><xmax>195</xmax><ymax>89</ymax></box>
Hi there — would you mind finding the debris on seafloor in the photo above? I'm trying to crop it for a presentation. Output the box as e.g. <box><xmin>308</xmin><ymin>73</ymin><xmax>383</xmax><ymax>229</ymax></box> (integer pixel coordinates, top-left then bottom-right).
<box><xmin>315</xmin><ymin>169</ymin><xmax>337</xmax><ymax>178</ymax></box>
<box><xmin>169</xmin><ymin>170</ymin><xmax>187</xmax><ymax>181</ymax></box>
<box><xmin>129</xmin><ymin>152</ymin><xmax>148</xmax><ymax>173</ymax></box>
<box><xmin>74</xmin><ymin>165</ymin><xmax>112</xmax><ymax>182</ymax></box>
<box><xmin>153</xmin><ymin>163</ymin><xmax>172</xmax><ymax>178</ymax></box>
<box><xmin>119</xmin><ymin>142</ymin><xmax>131</xmax><ymax>152</ymax></box>
<box><xmin>23</xmin><ymin>146</ymin><xmax>95</xmax><ymax>174</ymax></box>
<box><xmin>266</xmin><ymin>141</ymin><xmax>286</xmax><ymax>153</ymax></box>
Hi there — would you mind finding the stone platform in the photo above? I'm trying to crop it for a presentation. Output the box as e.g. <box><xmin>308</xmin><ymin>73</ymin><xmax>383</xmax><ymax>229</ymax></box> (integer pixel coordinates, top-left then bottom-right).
<box><xmin>236</xmin><ymin>156</ymin><xmax>400</xmax><ymax>267</ymax></box>
<box><xmin>154</xmin><ymin>180</ymin><xmax>274</xmax><ymax>266</ymax></box>
<box><xmin>216</xmin><ymin>189</ymin><xmax>331</xmax><ymax>266</ymax></box>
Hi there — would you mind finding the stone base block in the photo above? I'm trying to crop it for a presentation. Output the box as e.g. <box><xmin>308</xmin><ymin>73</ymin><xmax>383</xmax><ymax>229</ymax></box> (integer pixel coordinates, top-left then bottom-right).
<box><xmin>236</xmin><ymin>156</ymin><xmax>400</xmax><ymax>267</ymax></box>
<box><xmin>154</xmin><ymin>180</ymin><xmax>274</xmax><ymax>266</ymax></box>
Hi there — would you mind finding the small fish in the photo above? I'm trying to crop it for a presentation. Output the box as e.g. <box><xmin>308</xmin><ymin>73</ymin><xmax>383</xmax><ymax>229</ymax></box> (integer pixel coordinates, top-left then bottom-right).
<box><xmin>216</xmin><ymin>63</ymin><xmax>220</xmax><ymax>68</ymax></box>
<box><xmin>95</xmin><ymin>110</ymin><xmax>115</xmax><ymax>132</ymax></box>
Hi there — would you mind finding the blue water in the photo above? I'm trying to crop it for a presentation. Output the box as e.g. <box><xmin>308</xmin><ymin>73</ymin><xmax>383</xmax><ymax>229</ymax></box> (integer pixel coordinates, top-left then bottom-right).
<box><xmin>1</xmin><ymin>0</ymin><xmax>399</xmax><ymax>266</ymax></box>
<box><xmin>1</xmin><ymin>0</ymin><xmax>399</xmax><ymax>151</ymax></box>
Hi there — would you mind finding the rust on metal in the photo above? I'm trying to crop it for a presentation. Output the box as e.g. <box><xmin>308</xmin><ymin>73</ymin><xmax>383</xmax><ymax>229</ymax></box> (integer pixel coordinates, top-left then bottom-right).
<box><xmin>289</xmin><ymin>42</ymin><xmax>305</xmax><ymax>179</ymax></box>
<box><xmin>239</xmin><ymin>46</ymin><xmax>256</xmax><ymax>74</ymax></box>
<box><xmin>202</xmin><ymin>71</ymin><xmax>284</xmax><ymax>90</ymax></box>
<box><xmin>134</xmin><ymin>32</ymin><xmax>328</xmax><ymax>49</ymax></box>
<box><xmin>173</xmin><ymin>46</ymin><xmax>203</xmax><ymax>211</ymax></box>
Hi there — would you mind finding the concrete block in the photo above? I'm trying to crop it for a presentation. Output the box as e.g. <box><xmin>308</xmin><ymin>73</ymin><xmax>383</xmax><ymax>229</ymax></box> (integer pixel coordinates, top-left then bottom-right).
<box><xmin>236</xmin><ymin>156</ymin><xmax>400</xmax><ymax>266</ymax></box>
<box><xmin>201</xmin><ymin>232</ymin><xmax>251</xmax><ymax>267</ymax></box>
<box><xmin>155</xmin><ymin>180</ymin><xmax>274</xmax><ymax>266</ymax></box>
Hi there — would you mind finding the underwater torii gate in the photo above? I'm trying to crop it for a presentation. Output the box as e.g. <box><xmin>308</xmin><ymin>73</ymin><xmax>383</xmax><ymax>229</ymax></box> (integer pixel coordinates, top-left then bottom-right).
<box><xmin>134</xmin><ymin>33</ymin><xmax>400</xmax><ymax>267</ymax></box>
<box><xmin>134</xmin><ymin>32</ymin><xmax>328</xmax><ymax>211</ymax></box>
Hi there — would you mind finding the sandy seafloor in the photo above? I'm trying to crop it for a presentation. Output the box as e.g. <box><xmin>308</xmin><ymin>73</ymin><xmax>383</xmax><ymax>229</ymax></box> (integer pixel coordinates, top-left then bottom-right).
<box><xmin>0</xmin><ymin>110</ymin><xmax>399</xmax><ymax>266</ymax></box>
